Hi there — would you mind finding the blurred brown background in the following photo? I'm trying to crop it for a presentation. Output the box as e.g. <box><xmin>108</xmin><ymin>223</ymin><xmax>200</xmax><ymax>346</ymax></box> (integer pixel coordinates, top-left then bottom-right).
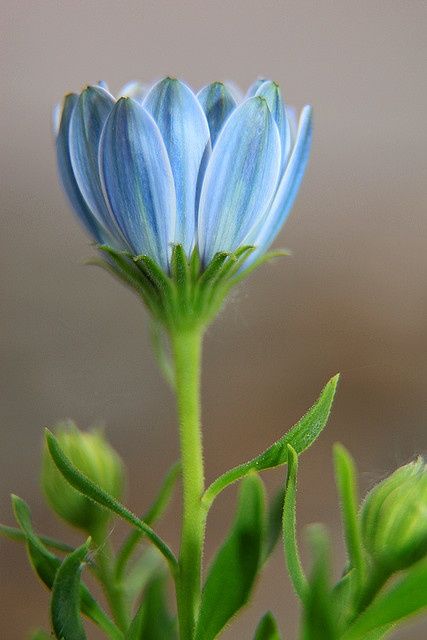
<box><xmin>1</xmin><ymin>1</ymin><xmax>426</xmax><ymax>638</ymax></box>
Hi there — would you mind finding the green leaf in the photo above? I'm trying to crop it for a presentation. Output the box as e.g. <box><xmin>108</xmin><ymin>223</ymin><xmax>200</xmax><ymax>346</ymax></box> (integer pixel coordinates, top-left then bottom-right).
<box><xmin>204</xmin><ymin>375</ymin><xmax>339</xmax><ymax>506</ymax></box>
<box><xmin>302</xmin><ymin>525</ymin><xmax>337</xmax><ymax>640</ymax></box>
<box><xmin>254</xmin><ymin>611</ymin><xmax>282</xmax><ymax>639</ymax></box>
<box><xmin>126</xmin><ymin>572</ymin><xmax>177</xmax><ymax>640</ymax></box>
<box><xmin>29</xmin><ymin>631</ymin><xmax>52</xmax><ymax>640</ymax></box>
<box><xmin>333</xmin><ymin>444</ymin><xmax>366</xmax><ymax>591</ymax></box>
<box><xmin>51</xmin><ymin>540</ymin><xmax>91</xmax><ymax>640</ymax></box>
<box><xmin>195</xmin><ymin>474</ymin><xmax>266</xmax><ymax>640</ymax></box>
<box><xmin>265</xmin><ymin>485</ymin><xmax>285</xmax><ymax>561</ymax></box>
<box><xmin>115</xmin><ymin>461</ymin><xmax>181</xmax><ymax>582</ymax></box>
<box><xmin>45</xmin><ymin>430</ymin><xmax>178</xmax><ymax>573</ymax></box>
<box><xmin>11</xmin><ymin>496</ymin><xmax>122</xmax><ymax>640</ymax></box>
<box><xmin>0</xmin><ymin>522</ymin><xmax>74</xmax><ymax>553</ymax></box>
<box><xmin>282</xmin><ymin>445</ymin><xmax>307</xmax><ymax>600</ymax></box>
<box><xmin>342</xmin><ymin>558</ymin><xmax>427</xmax><ymax>640</ymax></box>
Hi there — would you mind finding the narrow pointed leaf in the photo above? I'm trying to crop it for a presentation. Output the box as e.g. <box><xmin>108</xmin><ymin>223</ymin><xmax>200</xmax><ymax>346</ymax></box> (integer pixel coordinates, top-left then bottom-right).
<box><xmin>195</xmin><ymin>474</ymin><xmax>265</xmax><ymax>640</ymax></box>
<box><xmin>115</xmin><ymin>461</ymin><xmax>181</xmax><ymax>581</ymax></box>
<box><xmin>51</xmin><ymin>540</ymin><xmax>91</xmax><ymax>640</ymax></box>
<box><xmin>283</xmin><ymin>446</ymin><xmax>307</xmax><ymax>599</ymax></box>
<box><xmin>11</xmin><ymin>496</ymin><xmax>122</xmax><ymax>639</ymax></box>
<box><xmin>333</xmin><ymin>444</ymin><xmax>366</xmax><ymax>588</ymax></box>
<box><xmin>265</xmin><ymin>485</ymin><xmax>285</xmax><ymax>560</ymax></box>
<box><xmin>144</xmin><ymin>78</ymin><xmax>210</xmax><ymax>254</ymax></box>
<box><xmin>126</xmin><ymin>572</ymin><xmax>177</xmax><ymax>640</ymax></box>
<box><xmin>204</xmin><ymin>375</ymin><xmax>339</xmax><ymax>505</ymax></box>
<box><xmin>198</xmin><ymin>97</ymin><xmax>281</xmax><ymax>264</ymax></box>
<box><xmin>45</xmin><ymin>430</ymin><xmax>178</xmax><ymax>572</ymax></box>
<box><xmin>0</xmin><ymin>523</ymin><xmax>74</xmax><ymax>553</ymax></box>
<box><xmin>342</xmin><ymin>558</ymin><xmax>427</xmax><ymax>640</ymax></box>
<box><xmin>302</xmin><ymin>525</ymin><xmax>337</xmax><ymax>640</ymax></box>
<box><xmin>254</xmin><ymin>612</ymin><xmax>282</xmax><ymax>640</ymax></box>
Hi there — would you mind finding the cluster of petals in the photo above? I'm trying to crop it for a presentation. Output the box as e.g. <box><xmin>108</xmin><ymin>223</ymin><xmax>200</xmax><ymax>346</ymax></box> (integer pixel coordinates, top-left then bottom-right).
<box><xmin>56</xmin><ymin>77</ymin><xmax>312</xmax><ymax>270</ymax></box>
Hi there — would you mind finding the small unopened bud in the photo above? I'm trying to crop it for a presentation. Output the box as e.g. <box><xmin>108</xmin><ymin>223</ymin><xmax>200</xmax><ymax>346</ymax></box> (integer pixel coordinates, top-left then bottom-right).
<box><xmin>361</xmin><ymin>457</ymin><xmax>427</xmax><ymax>572</ymax></box>
<box><xmin>41</xmin><ymin>422</ymin><xmax>124</xmax><ymax>535</ymax></box>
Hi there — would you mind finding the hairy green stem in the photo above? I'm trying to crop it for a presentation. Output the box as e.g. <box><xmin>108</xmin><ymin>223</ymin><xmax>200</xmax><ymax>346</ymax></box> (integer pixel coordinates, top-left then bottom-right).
<box><xmin>171</xmin><ymin>328</ymin><xmax>206</xmax><ymax>640</ymax></box>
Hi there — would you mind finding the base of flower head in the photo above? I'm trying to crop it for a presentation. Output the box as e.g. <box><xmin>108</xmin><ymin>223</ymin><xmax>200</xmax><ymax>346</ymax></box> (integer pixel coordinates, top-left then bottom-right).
<box><xmin>91</xmin><ymin>243</ymin><xmax>288</xmax><ymax>332</ymax></box>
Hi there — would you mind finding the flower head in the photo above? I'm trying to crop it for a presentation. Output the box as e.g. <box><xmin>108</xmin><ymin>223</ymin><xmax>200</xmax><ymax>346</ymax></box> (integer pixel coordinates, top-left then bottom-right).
<box><xmin>55</xmin><ymin>77</ymin><xmax>312</xmax><ymax>328</ymax></box>
<box><xmin>41</xmin><ymin>422</ymin><xmax>124</xmax><ymax>535</ymax></box>
<box><xmin>361</xmin><ymin>457</ymin><xmax>427</xmax><ymax>572</ymax></box>
<box><xmin>56</xmin><ymin>77</ymin><xmax>312</xmax><ymax>265</ymax></box>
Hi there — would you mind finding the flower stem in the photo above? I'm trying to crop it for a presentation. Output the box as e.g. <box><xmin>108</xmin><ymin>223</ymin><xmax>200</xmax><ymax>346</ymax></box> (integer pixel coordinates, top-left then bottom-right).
<box><xmin>171</xmin><ymin>327</ymin><xmax>206</xmax><ymax>639</ymax></box>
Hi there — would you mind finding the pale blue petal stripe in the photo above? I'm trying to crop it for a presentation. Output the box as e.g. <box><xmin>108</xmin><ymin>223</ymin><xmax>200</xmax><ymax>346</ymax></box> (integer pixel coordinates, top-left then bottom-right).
<box><xmin>198</xmin><ymin>97</ymin><xmax>281</xmax><ymax>264</ymax></box>
<box><xmin>99</xmin><ymin>98</ymin><xmax>176</xmax><ymax>268</ymax></box>
<box><xmin>246</xmin><ymin>77</ymin><xmax>269</xmax><ymax>97</ymax></box>
<box><xmin>56</xmin><ymin>94</ymin><xmax>108</xmax><ymax>244</ymax></box>
<box><xmin>69</xmin><ymin>86</ymin><xmax>116</xmax><ymax>232</ymax></box>
<box><xmin>256</xmin><ymin>81</ymin><xmax>291</xmax><ymax>172</ymax></box>
<box><xmin>144</xmin><ymin>78</ymin><xmax>210</xmax><ymax>254</ymax></box>
<box><xmin>249</xmin><ymin>106</ymin><xmax>313</xmax><ymax>261</ymax></box>
<box><xmin>197</xmin><ymin>82</ymin><xmax>237</xmax><ymax>146</ymax></box>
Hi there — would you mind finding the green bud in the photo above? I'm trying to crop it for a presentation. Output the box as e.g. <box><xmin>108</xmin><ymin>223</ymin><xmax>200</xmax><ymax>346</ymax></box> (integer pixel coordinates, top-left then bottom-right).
<box><xmin>361</xmin><ymin>457</ymin><xmax>427</xmax><ymax>572</ymax></box>
<box><xmin>41</xmin><ymin>422</ymin><xmax>124</xmax><ymax>536</ymax></box>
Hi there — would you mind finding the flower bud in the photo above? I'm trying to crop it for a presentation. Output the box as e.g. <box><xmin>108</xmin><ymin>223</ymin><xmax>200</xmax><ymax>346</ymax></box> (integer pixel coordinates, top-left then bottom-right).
<box><xmin>361</xmin><ymin>457</ymin><xmax>427</xmax><ymax>572</ymax></box>
<box><xmin>41</xmin><ymin>422</ymin><xmax>124</xmax><ymax>535</ymax></box>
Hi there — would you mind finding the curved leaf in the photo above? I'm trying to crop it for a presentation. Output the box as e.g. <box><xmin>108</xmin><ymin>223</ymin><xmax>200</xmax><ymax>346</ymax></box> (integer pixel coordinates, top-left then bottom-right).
<box><xmin>195</xmin><ymin>474</ymin><xmax>265</xmax><ymax>640</ymax></box>
<box><xmin>204</xmin><ymin>375</ymin><xmax>339</xmax><ymax>506</ymax></box>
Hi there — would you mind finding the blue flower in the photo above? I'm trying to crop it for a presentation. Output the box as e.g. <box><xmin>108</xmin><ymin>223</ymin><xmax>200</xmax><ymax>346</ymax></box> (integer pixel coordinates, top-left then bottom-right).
<box><xmin>55</xmin><ymin>77</ymin><xmax>312</xmax><ymax>272</ymax></box>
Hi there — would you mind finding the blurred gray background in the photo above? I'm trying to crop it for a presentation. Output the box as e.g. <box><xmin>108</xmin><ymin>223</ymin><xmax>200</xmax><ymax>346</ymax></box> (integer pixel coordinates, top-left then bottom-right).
<box><xmin>1</xmin><ymin>1</ymin><xmax>426</xmax><ymax>637</ymax></box>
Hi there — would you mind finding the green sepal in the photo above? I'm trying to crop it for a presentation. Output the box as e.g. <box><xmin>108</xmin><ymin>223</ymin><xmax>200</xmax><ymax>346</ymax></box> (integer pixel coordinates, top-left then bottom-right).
<box><xmin>45</xmin><ymin>430</ymin><xmax>178</xmax><ymax>573</ymax></box>
<box><xmin>50</xmin><ymin>539</ymin><xmax>91</xmax><ymax>640</ymax></box>
<box><xmin>342</xmin><ymin>557</ymin><xmax>427</xmax><ymax>640</ymax></box>
<box><xmin>195</xmin><ymin>473</ymin><xmax>266</xmax><ymax>640</ymax></box>
<box><xmin>11</xmin><ymin>495</ymin><xmax>122</xmax><ymax>640</ymax></box>
<box><xmin>204</xmin><ymin>375</ymin><xmax>339</xmax><ymax>506</ymax></box>
<box><xmin>302</xmin><ymin>525</ymin><xmax>338</xmax><ymax>640</ymax></box>
<box><xmin>126</xmin><ymin>571</ymin><xmax>177</xmax><ymax>640</ymax></box>
<box><xmin>253</xmin><ymin>612</ymin><xmax>282</xmax><ymax>639</ymax></box>
<box><xmin>92</xmin><ymin>243</ymin><xmax>286</xmax><ymax>332</ymax></box>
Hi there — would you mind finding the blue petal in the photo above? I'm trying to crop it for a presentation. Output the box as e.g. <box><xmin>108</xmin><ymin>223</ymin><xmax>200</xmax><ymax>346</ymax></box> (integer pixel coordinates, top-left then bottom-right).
<box><xmin>197</xmin><ymin>82</ymin><xmax>237</xmax><ymax>146</ymax></box>
<box><xmin>250</xmin><ymin>106</ymin><xmax>313</xmax><ymax>260</ymax></box>
<box><xmin>198</xmin><ymin>97</ymin><xmax>281</xmax><ymax>264</ymax></box>
<box><xmin>99</xmin><ymin>98</ymin><xmax>176</xmax><ymax>268</ymax></box>
<box><xmin>246</xmin><ymin>77</ymin><xmax>269</xmax><ymax>97</ymax></box>
<box><xmin>56</xmin><ymin>94</ymin><xmax>108</xmax><ymax>244</ymax></box>
<box><xmin>69</xmin><ymin>86</ymin><xmax>116</xmax><ymax>233</ymax></box>
<box><xmin>144</xmin><ymin>78</ymin><xmax>210</xmax><ymax>254</ymax></box>
<box><xmin>255</xmin><ymin>81</ymin><xmax>291</xmax><ymax>171</ymax></box>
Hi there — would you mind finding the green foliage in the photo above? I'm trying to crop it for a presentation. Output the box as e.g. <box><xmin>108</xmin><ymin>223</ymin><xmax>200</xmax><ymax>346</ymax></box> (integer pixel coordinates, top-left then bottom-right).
<box><xmin>11</xmin><ymin>495</ymin><xmax>122</xmax><ymax>639</ymax></box>
<box><xmin>50</xmin><ymin>540</ymin><xmax>91</xmax><ymax>640</ymax></box>
<box><xmin>126</xmin><ymin>572</ymin><xmax>177</xmax><ymax>640</ymax></box>
<box><xmin>195</xmin><ymin>474</ymin><xmax>266</xmax><ymax>640</ymax></box>
<box><xmin>45</xmin><ymin>430</ymin><xmax>178</xmax><ymax>572</ymax></box>
<box><xmin>204</xmin><ymin>374</ymin><xmax>339</xmax><ymax>506</ymax></box>
<box><xmin>253</xmin><ymin>612</ymin><xmax>282</xmax><ymax>639</ymax></box>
